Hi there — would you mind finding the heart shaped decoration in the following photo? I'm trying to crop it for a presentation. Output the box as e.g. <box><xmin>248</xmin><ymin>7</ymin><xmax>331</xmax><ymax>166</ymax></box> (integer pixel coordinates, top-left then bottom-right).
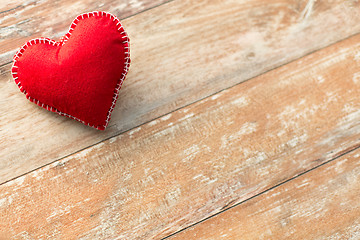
<box><xmin>11</xmin><ymin>11</ymin><xmax>130</xmax><ymax>130</ymax></box>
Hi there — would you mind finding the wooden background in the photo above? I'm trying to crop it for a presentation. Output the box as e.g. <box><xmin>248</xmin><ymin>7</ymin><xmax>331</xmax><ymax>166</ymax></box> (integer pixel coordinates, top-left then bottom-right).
<box><xmin>0</xmin><ymin>0</ymin><xmax>359</xmax><ymax>239</ymax></box>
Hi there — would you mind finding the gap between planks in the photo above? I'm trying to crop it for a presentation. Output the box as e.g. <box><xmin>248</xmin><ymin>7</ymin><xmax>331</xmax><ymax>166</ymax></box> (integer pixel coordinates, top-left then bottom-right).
<box><xmin>0</xmin><ymin>0</ymin><xmax>175</xmax><ymax>65</ymax></box>
<box><xmin>1</xmin><ymin>30</ymin><xmax>359</xmax><ymax>187</ymax></box>
<box><xmin>163</xmin><ymin>144</ymin><xmax>360</xmax><ymax>239</ymax></box>
<box><xmin>1</xmin><ymin>31</ymin><xmax>360</xmax><ymax>238</ymax></box>
<box><xmin>169</xmin><ymin>148</ymin><xmax>360</xmax><ymax>239</ymax></box>
<box><xmin>1</xmin><ymin>0</ymin><xmax>360</xmax><ymax>184</ymax></box>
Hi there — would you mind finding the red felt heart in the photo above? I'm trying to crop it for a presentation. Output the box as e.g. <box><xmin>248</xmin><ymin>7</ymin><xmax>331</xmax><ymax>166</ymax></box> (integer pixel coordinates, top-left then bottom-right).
<box><xmin>11</xmin><ymin>11</ymin><xmax>130</xmax><ymax>130</ymax></box>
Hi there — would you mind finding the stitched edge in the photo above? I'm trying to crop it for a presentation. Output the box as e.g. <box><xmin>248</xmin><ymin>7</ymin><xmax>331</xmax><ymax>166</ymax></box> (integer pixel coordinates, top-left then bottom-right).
<box><xmin>11</xmin><ymin>11</ymin><xmax>130</xmax><ymax>130</ymax></box>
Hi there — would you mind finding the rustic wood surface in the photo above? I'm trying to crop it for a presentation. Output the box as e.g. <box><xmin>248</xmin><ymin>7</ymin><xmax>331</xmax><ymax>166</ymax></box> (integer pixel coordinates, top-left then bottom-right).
<box><xmin>0</xmin><ymin>0</ymin><xmax>170</xmax><ymax>65</ymax></box>
<box><xmin>170</xmin><ymin>147</ymin><xmax>360</xmax><ymax>240</ymax></box>
<box><xmin>1</xmin><ymin>0</ymin><xmax>360</xmax><ymax>184</ymax></box>
<box><xmin>0</xmin><ymin>0</ymin><xmax>172</xmax><ymax>184</ymax></box>
<box><xmin>1</xmin><ymin>0</ymin><xmax>360</xmax><ymax>239</ymax></box>
<box><xmin>1</xmin><ymin>30</ymin><xmax>360</xmax><ymax>238</ymax></box>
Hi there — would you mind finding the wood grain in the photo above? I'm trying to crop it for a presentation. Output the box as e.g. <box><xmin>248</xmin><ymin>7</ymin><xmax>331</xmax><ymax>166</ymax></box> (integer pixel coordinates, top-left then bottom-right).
<box><xmin>1</xmin><ymin>0</ymin><xmax>360</xmax><ymax>184</ymax></box>
<box><xmin>1</xmin><ymin>32</ymin><xmax>360</xmax><ymax>239</ymax></box>
<box><xmin>0</xmin><ymin>0</ymin><xmax>171</xmax><ymax>65</ymax></box>
<box><xmin>170</xmin><ymin>147</ymin><xmax>360</xmax><ymax>240</ymax></box>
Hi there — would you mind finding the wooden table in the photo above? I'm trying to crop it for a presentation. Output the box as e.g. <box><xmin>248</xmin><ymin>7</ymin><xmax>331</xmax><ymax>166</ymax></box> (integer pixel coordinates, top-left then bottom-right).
<box><xmin>1</xmin><ymin>0</ymin><xmax>360</xmax><ymax>239</ymax></box>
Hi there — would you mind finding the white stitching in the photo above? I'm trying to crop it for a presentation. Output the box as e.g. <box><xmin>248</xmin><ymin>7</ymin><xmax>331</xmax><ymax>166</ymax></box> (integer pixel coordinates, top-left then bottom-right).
<box><xmin>11</xmin><ymin>11</ymin><xmax>130</xmax><ymax>130</ymax></box>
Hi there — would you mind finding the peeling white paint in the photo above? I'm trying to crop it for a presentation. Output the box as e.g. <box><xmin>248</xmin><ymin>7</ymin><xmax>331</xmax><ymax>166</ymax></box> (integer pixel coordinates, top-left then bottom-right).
<box><xmin>221</xmin><ymin>122</ymin><xmax>258</xmax><ymax>149</ymax></box>
<box><xmin>326</xmin><ymin>91</ymin><xmax>339</xmax><ymax>103</ymax></box>
<box><xmin>165</xmin><ymin>186</ymin><xmax>181</xmax><ymax>207</ymax></box>
<box><xmin>295</xmin><ymin>149</ymin><xmax>304</xmax><ymax>155</ymax></box>
<box><xmin>334</xmin><ymin>158</ymin><xmax>348</xmax><ymax>173</ymax></box>
<box><xmin>148</xmin><ymin>119</ymin><xmax>159</xmax><ymax>127</ymax></box>
<box><xmin>182</xmin><ymin>144</ymin><xmax>200</xmax><ymax>162</ymax></box>
<box><xmin>111</xmin><ymin>3</ymin><xmax>127</xmax><ymax>12</ymax></box>
<box><xmin>5</xmin><ymin>175</ymin><xmax>25</xmax><ymax>187</ymax></box>
<box><xmin>179</xmin><ymin>113</ymin><xmax>195</xmax><ymax>122</ymax></box>
<box><xmin>30</xmin><ymin>170</ymin><xmax>43</xmax><ymax>180</ymax></box>
<box><xmin>339</xmin><ymin>109</ymin><xmax>360</xmax><ymax>126</ymax></box>
<box><xmin>193</xmin><ymin>173</ymin><xmax>218</xmax><ymax>185</ymax></box>
<box><xmin>280</xmin><ymin>105</ymin><xmax>297</xmax><ymax>120</ymax></box>
<box><xmin>193</xmin><ymin>174</ymin><xmax>203</xmax><ymax>180</ymax></box>
<box><xmin>296</xmin><ymin>181</ymin><xmax>310</xmax><ymax>189</ymax></box>
<box><xmin>287</xmin><ymin>134</ymin><xmax>308</xmax><ymax>148</ymax></box>
<box><xmin>0</xmin><ymin>196</ymin><xmax>12</xmax><ymax>207</ymax></box>
<box><xmin>354</xmin><ymin>51</ymin><xmax>360</xmax><ymax>62</ymax></box>
<box><xmin>230</xmin><ymin>96</ymin><xmax>248</xmax><ymax>107</ymax></box>
<box><xmin>277</xmin><ymin>129</ymin><xmax>286</xmax><ymax>137</ymax></box>
<box><xmin>342</xmin><ymin>103</ymin><xmax>356</xmax><ymax>113</ymax></box>
<box><xmin>65</xmin><ymin>168</ymin><xmax>75</xmax><ymax>175</ymax></box>
<box><xmin>299</xmin><ymin>0</ymin><xmax>316</xmax><ymax>21</ymax></box>
<box><xmin>152</xmin><ymin>124</ymin><xmax>178</xmax><ymax>139</ymax></box>
<box><xmin>13</xmin><ymin>231</ymin><xmax>32</xmax><ymax>240</ymax></box>
<box><xmin>51</xmin><ymin>175</ymin><xmax>61</xmax><ymax>181</ymax></box>
<box><xmin>161</xmin><ymin>114</ymin><xmax>172</xmax><ymax>121</ymax></box>
<box><xmin>244</xmin><ymin>151</ymin><xmax>268</xmax><ymax>166</ymax></box>
<box><xmin>352</xmin><ymin>72</ymin><xmax>360</xmax><ymax>84</ymax></box>
<box><xmin>75</xmin><ymin>143</ymin><xmax>104</xmax><ymax>160</ymax></box>
<box><xmin>270</xmin><ymin>191</ymin><xmax>281</xmax><ymax>198</ymax></box>
<box><xmin>129</xmin><ymin>0</ymin><xmax>144</xmax><ymax>9</ymax></box>
<box><xmin>129</xmin><ymin>127</ymin><xmax>141</xmax><ymax>136</ymax></box>
<box><xmin>211</xmin><ymin>94</ymin><xmax>220</xmax><ymax>100</ymax></box>
<box><xmin>317</xmin><ymin>75</ymin><xmax>325</xmax><ymax>83</ymax></box>
<box><xmin>0</xmin><ymin>198</ymin><xmax>6</xmax><ymax>207</ymax></box>
<box><xmin>231</xmin><ymin>122</ymin><xmax>257</xmax><ymax>138</ymax></box>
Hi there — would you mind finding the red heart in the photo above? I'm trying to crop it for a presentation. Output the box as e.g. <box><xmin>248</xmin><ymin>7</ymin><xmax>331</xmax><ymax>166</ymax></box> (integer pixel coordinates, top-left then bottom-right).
<box><xmin>11</xmin><ymin>11</ymin><xmax>130</xmax><ymax>130</ymax></box>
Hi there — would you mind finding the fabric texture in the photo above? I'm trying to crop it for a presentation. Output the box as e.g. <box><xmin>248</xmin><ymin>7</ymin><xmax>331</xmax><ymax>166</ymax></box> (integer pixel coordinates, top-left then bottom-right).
<box><xmin>11</xmin><ymin>11</ymin><xmax>130</xmax><ymax>130</ymax></box>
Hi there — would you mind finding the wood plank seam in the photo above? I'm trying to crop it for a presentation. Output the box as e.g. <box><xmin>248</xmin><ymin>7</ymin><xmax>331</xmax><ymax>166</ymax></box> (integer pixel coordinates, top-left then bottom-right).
<box><xmin>3</xmin><ymin>28</ymin><xmax>360</xmax><ymax>76</ymax></box>
<box><xmin>2</xmin><ymin>0</ymin><xmax>360</xmax><ymax>184</ymax></box>
<box><xmin>0</xmin><ymin>0</ymin><xmax>176</xmax><ymax>65</ymax></box>
<box><xmin>168</xmin><ymin>146</ymin><xmax>360</xmax><ymax>239</ymax></box>
<box><xmin>1</xmin><ymin>31</ymin><xmax>359</xmax><ymax>238</ymax></box>
<box><xmin>0</xmin><ymin>5</ymin><xmax>22</xmax><ymax>15</ymax></box>
<box><xmin>0</xmin><ymin>0</ymin><xmax>175</xmax><ymax>18</ymax></box>
<box><xmin>162</xmin><ymin>144</ymin><xmax>360</xmax><ymax>239</ymax></box>
<box><xmin>2</xmin><ymin>31</ymin><xmax>359</xmax><ymax>186</ymax></box>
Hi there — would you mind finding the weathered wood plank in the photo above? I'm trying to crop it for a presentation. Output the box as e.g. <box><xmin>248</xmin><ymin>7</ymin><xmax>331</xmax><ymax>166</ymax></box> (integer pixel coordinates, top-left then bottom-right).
<box><xmin>1</xmin><ymin>33</ymin><xmax>360</xmax><ymax>239</ymax></box>
<box><xmin>170</xmin><ymin>147</ymin><xmax>360</xmax><ymax>240</ymax></box>
<box><xmin>1</xmin><ymin>0</ymin><xmax>360</xmax><ymax>184</ymax></box>
<box><xmin>0</xmin><ymin>0</ymin><xmax>171</xmax><ymax>65</ymax></box>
